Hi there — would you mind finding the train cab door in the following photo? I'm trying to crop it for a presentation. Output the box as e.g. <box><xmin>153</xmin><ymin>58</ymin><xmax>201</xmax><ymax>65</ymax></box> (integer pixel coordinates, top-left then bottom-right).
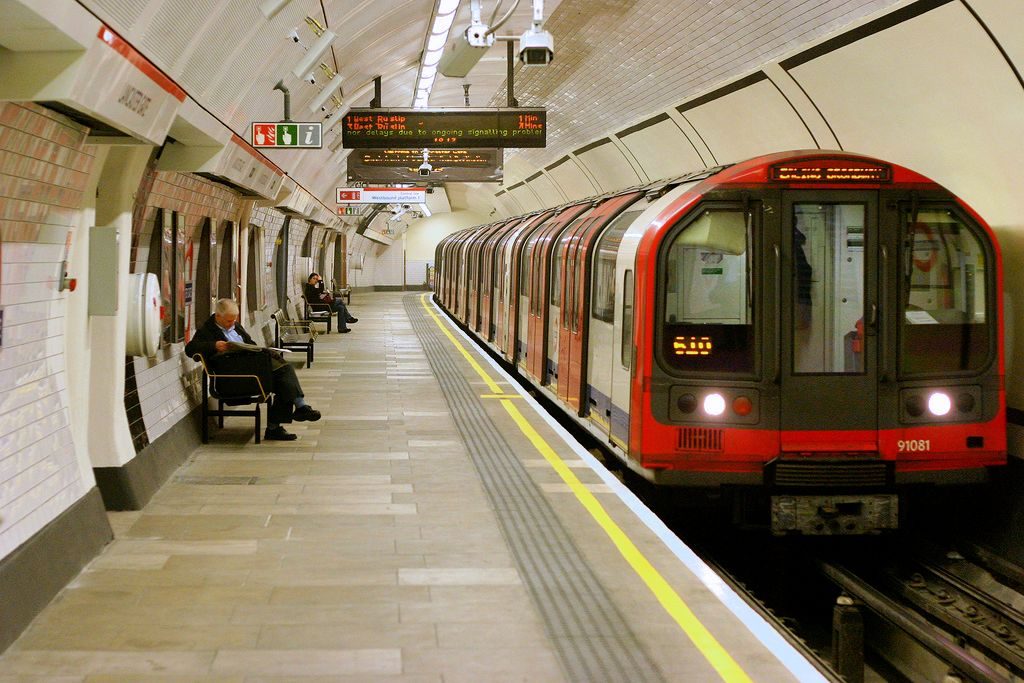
<box><xmin>777</xmin><ymin>191</ymin><xmax>880</xmax><ymax>448</ymax></box>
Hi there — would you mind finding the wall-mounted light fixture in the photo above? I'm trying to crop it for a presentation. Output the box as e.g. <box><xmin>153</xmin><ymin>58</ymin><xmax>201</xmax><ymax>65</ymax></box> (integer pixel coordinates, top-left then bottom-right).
<box><xmin>291</xmin><ymin>18</ymin><xmax>337</xmax><ymax>81</ymax></box>
<box><xmin>308</xmin><ymin>69</ymin><xmax>345</xmax><ymax>113</ymax></box>
<box><xmin>260</xmin><ymin>0</ymin><xmax>293</xmax><ymax>19</ymax></box>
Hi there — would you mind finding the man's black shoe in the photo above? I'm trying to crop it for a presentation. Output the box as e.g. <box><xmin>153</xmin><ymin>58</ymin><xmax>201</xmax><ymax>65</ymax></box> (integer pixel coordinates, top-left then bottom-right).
<box><xmin>264</xmin><ymin>426</ymin><xmax>297</xmax><ymax>441</ymax></box>
<box><xmin>347</xmin><ymin>317</ymin><xmax>358</xmax><ymax>323</ymax></box>
<box><xmin>293</xmin><ymin>405</ymin><xmax>321</xmax><ymax>422</ymax></box>
<box><xmin>339</xmin><ymin>328</ymin><xmax>351</xmax><ymax>333</ymax></box>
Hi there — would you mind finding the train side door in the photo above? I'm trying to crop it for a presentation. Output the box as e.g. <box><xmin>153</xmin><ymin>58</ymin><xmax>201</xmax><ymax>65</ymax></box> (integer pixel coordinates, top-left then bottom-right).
<box><xmin>779</xmin><ymin>192</ymin><xmax>879</xmax><ymax>444</ymax></box>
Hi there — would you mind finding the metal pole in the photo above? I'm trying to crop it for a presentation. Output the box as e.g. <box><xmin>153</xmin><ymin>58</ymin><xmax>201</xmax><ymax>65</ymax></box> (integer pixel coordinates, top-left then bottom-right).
<box><xmin>506</xmin><ymin>40</ymin><xmax>518</xmax><ymax>107</ymax></box>
<box><xmin>370</xmin><ymin>76</ymin><xmax>382</xmax><ymax>108</ymax></box>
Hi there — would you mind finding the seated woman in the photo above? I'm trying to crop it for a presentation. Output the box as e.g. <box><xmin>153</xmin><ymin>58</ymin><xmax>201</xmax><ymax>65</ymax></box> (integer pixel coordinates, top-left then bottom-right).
<box><xmin>304</xmin><ymin>272</ymin><xmax>357</xmax><ymax>333</ymax></box>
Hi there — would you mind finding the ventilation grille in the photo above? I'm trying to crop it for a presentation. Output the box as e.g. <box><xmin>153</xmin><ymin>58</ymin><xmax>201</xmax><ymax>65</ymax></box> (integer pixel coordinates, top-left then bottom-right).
<box><xmin>677</xmin><ymin>427</ymin><xmax>722</xmax><ymax>452</ymax></box>
<box><xmin>771</xmin><ymin>460</ymin><xmax>891</xmax><ymax>488</ymax></box>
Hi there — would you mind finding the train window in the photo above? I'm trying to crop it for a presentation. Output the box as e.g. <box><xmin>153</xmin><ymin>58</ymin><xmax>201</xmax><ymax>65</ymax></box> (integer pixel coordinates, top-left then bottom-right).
<box><xmin>660</xmin><ymin>208</ymin><xmax>753</xmax><ymax>374</ymax></box>
<box><xmin>900</xmin><ymin>207</ymin><xmax>991</xmax><ymax>375</ymax></box>
<box><xmin>622</xmin><ymin>270</ymin><xmax>634</xmax><ymax>368</ymax></box>
<box><xmin>593</xmin><ymin>210</ymin><xmax>643</xmax><ymax>323</ymax></box>
<box><xmin>792</xmin><ymin>203</ymin><xmax>865</xmax><ymax>375</ymax></box>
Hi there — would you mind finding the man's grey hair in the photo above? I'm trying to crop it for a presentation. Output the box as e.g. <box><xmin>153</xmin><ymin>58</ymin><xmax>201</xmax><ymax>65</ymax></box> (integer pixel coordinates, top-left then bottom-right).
<box><xmin>215</xmin><ymin>299</ymin><xmax>239</xmax><ymax>315</ymax></box>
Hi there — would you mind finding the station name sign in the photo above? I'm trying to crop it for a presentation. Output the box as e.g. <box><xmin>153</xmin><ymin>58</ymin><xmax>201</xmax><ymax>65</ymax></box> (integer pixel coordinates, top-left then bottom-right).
<box><xmin>252</xmin><ymin>122</ymin><xmax>323</xmax><ymax>149</ymax></box>
<box><xmin>336</xmin><ymin>187</ymin><xmax>427</xmax><ymax>204</ymax></box>
<box><xmin>341</xmin><ymin>108</ymin><xmax>545</xmax><ymax>149</ymax></box>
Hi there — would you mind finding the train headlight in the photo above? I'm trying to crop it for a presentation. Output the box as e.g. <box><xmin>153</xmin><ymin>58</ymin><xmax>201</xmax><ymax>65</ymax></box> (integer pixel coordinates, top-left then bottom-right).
<box><xmin>905</xmin><ymin>395</ymin><xmax>924</xmax><ymax>418</ymax></box>
<box><xmin>703</xmin><ymin>393</ymin><xmax>726</xmax><ymax>416</ymax></box>
<box><xmin>928</xmin><ymin>392</ymin><xmax>952</xmax><ymax>416</ymax></box>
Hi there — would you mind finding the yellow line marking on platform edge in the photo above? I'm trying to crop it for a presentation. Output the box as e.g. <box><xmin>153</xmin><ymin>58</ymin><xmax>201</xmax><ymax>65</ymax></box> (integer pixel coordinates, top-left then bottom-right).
<box><xmin>481</xmin><ymin>393</ymin><xmax>523</xmax><ymax>399</ymax></box>
<box><xmin>420</xmin><ymin>294</ymin><xmax>751</xmax><ymax>683</ymax></box>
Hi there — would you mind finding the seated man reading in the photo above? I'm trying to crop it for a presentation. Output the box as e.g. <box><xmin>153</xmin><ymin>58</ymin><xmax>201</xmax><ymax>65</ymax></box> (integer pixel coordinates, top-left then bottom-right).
<box><xmin>304</xmin><ymin>272</ymin><xmax>357</xmax><ymax>333</ymax></box>
<box><xmin>185</xmin><ymin>299</ymin><xmax>321</xmax><ymax>441</ymax></box>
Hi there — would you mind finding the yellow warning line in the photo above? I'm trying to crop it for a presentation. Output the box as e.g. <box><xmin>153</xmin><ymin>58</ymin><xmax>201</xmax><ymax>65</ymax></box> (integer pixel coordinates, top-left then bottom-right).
<box><xmin>481</xmin><ymin>393</ymin><xmax>523</xmax><ymax>399</ymax></box>
<box><xmin>419</xmin><ymin>294</ymin><xmax>751</xmax><ymax>683</ymax></box>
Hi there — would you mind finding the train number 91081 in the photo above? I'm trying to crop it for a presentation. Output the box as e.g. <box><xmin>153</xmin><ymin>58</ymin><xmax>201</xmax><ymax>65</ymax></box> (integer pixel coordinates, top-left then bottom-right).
<box><xmin>897</xmin><ymin>439</ymin><xmax>931</xmax><ymax>452</ymax></box>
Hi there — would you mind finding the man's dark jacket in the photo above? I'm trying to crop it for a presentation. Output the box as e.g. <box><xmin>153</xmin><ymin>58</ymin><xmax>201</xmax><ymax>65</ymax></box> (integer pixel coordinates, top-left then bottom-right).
<box><xmin>185</xmin><ymin>315</ymin><xmax>274</xmax><ymax>394</ymax></box>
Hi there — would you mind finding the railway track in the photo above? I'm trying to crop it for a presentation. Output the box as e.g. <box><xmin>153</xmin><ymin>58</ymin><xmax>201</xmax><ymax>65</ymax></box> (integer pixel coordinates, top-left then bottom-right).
<box><xmin>821</xmin><ymin>541</ymin><xmax>1024</xmax><ymax>682</ymax></box>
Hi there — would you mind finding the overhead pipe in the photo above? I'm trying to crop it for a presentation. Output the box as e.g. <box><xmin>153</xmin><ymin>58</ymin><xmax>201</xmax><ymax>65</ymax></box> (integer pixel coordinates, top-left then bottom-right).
<box><xmin>273</xmin><ymin>81</ymin><xmax>292</xmax><ymax>122</ymax></box>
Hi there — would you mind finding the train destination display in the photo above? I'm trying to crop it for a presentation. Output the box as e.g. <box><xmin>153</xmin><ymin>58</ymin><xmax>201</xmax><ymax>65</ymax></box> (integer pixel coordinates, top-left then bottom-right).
<box><xmin>341</xmin><ymin>108</ymin><xmax>545</xmax><ymax>149</ymax></box>
<box><xmin>347</xmin><ymin>148</ymin><xmax>503</xmax><ymax>183</ymax></box>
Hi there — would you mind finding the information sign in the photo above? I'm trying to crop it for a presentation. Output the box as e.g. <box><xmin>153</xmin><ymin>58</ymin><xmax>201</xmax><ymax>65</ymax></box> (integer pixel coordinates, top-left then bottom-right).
<box><xmin>347</xmin><ymin>148</ymin><xmax>502</xmax><ymax>183</ymax></box>
<box><xmin>252</xmin><ymin>122</ymin><xmax>322</xmax><ymax>148</ymax></box>
<box><xmin>336</xmin><ymin>187</ymin><xmax>427</xmax><ymax>204</ymax></box>
<box><xmin>341</xmin><ymin>108</ymin><xmax>545</xmax><ymax>149</ymax></box>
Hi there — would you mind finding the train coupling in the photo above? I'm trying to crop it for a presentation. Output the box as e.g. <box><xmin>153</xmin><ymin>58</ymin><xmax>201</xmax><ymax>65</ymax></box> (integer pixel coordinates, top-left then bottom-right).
<box><xmin>771</xmin><ymin>494</ymin><xmax>899</xmax><ymax>535</ymax></box>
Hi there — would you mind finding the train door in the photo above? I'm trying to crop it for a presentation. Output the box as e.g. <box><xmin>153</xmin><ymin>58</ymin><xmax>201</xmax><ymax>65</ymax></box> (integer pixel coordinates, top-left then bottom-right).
<box><xmin>778</xmin><ymin>191</ymin><xmax>879</xmax><ymax>443</ymax></box>
<box><xmin>509</xmin><ymin>212</ymin><xmax>553</xmax><ymax>363</ymax></box>
<box><xmin>525</xmin><ymin>204</ymin><xmax>589</xmax><ymax>383</ymax></box>
<box><xmin>551</xmin><ymin>217</ymin><xmax>590</xmax><ymax>392</ymax></box>
<box><xmin>560</xmin><ymin>193</ymin><xmax>644</xmax><ymax>412</ymax></box>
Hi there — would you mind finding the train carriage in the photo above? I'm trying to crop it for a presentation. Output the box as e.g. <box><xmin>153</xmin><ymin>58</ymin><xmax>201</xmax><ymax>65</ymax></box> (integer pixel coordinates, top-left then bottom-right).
<box><xmin>434</xmin><ymin>150</ymin><xmax>1006</xmax><ymax>534</ymax></box>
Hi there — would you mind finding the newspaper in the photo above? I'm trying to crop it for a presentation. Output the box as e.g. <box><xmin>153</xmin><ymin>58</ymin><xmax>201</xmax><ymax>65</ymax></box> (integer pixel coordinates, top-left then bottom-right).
<box><xmin>226</xmin><ymin>342</ymin><xmax>291</xmax><ymax>353</ymax></box>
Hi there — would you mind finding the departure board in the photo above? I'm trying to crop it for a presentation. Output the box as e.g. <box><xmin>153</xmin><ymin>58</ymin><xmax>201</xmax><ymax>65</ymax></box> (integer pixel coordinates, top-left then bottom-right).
<box><xmin>348</xmin><ymin>148</ymin><xmax>502</xmax><ymax>183</ymax></box>
<box><xmin>341</xmin><ymin>108</ymin><xmax>546</xmax><ymax>149</ymax></box>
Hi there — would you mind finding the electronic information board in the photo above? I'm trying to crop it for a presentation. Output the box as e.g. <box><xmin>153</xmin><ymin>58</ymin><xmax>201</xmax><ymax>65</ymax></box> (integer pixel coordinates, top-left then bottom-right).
<box><xmin>341</xmin><ymin>108</ymin><xmax>545</xmax><ymax>149</ymax></box>
<box><xmin>347</xmin><ymin>148</ymin><xmax>502</xmax><ymax>183</ymax></box>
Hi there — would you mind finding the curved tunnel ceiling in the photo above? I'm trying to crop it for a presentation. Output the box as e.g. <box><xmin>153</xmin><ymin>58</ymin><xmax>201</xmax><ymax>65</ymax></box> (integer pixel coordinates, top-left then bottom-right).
<box><xmin>79</xmin><ymin>0</ymin><xmax>911</xmax><ymax>212</ymax></box>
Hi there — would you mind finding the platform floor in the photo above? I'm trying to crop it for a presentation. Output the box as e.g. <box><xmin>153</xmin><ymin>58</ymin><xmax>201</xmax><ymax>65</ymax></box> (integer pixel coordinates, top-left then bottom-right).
<box><xmin>0</xmin><ymin>293</ymin><xmax>818</xmax><ymax>682</ymax></box>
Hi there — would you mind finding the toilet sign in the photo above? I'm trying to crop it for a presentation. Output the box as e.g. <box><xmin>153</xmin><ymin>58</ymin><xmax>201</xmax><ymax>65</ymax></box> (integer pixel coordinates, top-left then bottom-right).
<box><xmin>252</xmin><ymin>122</ymin><xmax>322</xmax><ymax>148</ymax></box>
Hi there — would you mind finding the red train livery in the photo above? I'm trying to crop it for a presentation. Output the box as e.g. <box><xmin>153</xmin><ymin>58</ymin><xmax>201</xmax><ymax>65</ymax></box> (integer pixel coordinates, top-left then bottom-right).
<box><xmin>434</xmin><ymin>151</ymin><xmax>1006</xmax><ymax>534</ymax></box>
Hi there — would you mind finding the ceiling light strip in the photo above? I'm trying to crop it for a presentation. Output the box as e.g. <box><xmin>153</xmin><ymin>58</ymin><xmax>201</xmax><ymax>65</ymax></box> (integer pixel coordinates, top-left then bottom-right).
<box><xmin>413</xmin><ymin>0</ymin><xmax>462</xmax><ymax>108</ymax></box>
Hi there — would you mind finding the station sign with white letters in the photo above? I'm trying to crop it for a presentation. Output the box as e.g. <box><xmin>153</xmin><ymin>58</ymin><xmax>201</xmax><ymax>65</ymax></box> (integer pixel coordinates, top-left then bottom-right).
<box><xmin>252</xmin><ymin>122</ymin><xmax>322</xmax><ymax>148</ymax></box>
<box><xmin>336</xmin><ymin>187</ymin><xmax>427</xmax><ymax>204</ymax></box>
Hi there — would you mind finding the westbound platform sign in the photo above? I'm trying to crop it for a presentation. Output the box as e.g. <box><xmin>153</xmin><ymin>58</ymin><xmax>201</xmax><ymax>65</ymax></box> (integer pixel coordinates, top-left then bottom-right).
<box><xmin>341</xmin><ymin>108</ymin><xmax>545</xmax><ymax>149</ymax></box>
<box><xmin>252</xmin><ymin>122</ymin><xmax>322</xmax><ymax>148</ymax></box>
<box><xmin>336</xmin><ymin>187</ymin><xmax>427</xmax><ymax>204</ymax></box>
<box><xmin>347</xmin><ymin>148</ymin><xmax>502</xmax><ymax>183</ymax></box>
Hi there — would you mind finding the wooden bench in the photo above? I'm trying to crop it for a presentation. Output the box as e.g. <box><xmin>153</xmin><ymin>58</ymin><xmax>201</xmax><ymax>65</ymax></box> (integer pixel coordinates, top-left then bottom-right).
<box><xmin>301</xmin><ymin>294</ymin><xmax>335</xmax><ymax>333</ymax></box>
<box><xmin>193</xmin><ymin>352</ymin><xmax>272</xmax><ymax>444</ymax></box>
<box><xmin>272</xmin><ymin>309</ymin><xmax>316</xmax><ymax>368</ymax></box>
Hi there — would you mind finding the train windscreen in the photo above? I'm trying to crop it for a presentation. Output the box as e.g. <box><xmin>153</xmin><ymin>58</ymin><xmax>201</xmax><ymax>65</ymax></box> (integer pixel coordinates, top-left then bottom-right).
<box><xmin>660</xmin><ymin>208</ymin><xmax>753</xmax><ymax>374</ymax></box>
<box><xmin>900</xmin><ymin>207</ymin><xmax>991</xmax><ymax>375</ymax></box>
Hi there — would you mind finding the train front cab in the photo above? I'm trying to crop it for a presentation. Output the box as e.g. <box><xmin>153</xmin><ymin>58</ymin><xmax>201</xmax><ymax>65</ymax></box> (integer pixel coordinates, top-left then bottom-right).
<box><xmin>634</xmin><ymin>153</ymin><xmax>1006</xmax><ymax>534</ymax></box>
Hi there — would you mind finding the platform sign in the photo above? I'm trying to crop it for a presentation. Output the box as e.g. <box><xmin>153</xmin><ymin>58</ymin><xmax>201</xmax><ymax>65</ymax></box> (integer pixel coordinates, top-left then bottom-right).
<box><xmin>347</xmin><ymin>148</ymin><xmax>503</xmax><ymax>183</ymax></box>
<box><xmin>336</xmin><ymin>187</ymin><xmax>427</xmax><ymax>204</ymax></box>
<box><xmin>341</xmin><ymin>108</ymin><xmax>545</xmax><ymax>149</ymax></box>
<box><xmin>252</xmin><ymin>122</ymin><xmax>322</xmax><ymax>148</ymax></box>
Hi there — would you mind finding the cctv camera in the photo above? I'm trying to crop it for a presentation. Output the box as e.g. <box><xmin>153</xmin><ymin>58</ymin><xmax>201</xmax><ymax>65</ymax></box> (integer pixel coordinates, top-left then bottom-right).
<box><xmin>289</xmin><ymin>29</ymin><xmax>300</xmax><ymax>43</ymax></box>
<box><xmin>306</xmin><ymin>74</ymin><xmax>317</xmax><ymax>85</ymax></box>
<box><xmin>418</xmin><ymin>161</ymin><xmax>432</xmax><ymax>177</ymax></box>
<box><xmin>518</xmin><ymin>28</ymin><xmax>554</xmax><ymax>66</ymax></box>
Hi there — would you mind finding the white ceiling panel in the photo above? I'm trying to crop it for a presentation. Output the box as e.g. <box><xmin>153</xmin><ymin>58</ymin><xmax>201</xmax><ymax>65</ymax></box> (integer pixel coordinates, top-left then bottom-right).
<box><xmin>494</xmin><ymin>0</ymin><xmax>901</xmax><ymax>173</ymax></box>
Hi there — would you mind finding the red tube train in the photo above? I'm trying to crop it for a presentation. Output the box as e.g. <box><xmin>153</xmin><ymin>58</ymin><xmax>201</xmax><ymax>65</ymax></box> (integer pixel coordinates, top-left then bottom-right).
<box><xmin>434</xmin><ymin>151</ymin><xmax>1006</xmax><ymax>534</ymax></box>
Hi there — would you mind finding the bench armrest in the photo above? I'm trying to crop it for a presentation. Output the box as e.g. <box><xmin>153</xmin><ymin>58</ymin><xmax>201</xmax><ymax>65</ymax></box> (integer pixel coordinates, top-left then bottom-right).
<box><xmin>192</xmin><ymin>353</ymin><xmax>270</xmax><ymax>401</ymax></box>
